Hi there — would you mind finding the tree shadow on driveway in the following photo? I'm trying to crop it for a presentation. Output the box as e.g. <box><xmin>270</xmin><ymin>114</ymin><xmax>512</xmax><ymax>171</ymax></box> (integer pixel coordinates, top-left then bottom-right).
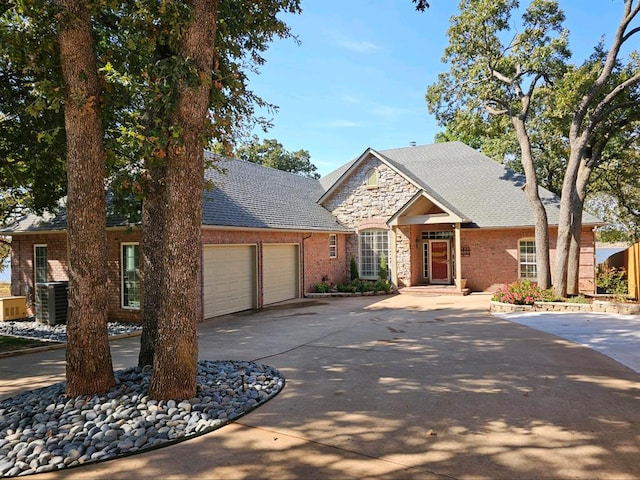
<box><xmin>14</xmin><ymin>295</ymin><xmax>640</xmax><ymax>479</ymax></box>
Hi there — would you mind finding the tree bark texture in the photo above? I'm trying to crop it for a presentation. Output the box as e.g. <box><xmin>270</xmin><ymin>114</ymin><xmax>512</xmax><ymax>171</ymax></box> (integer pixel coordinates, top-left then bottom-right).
<box><xmin>553</xmin><ymin>147</ymin><xmax>585</xmax><ymax>298</ymax></box>
<box><xmin>567</xmin><ymin>160</ymin><xmax>594</xmax><ymax>295</ymax></box>
<box><xmin>511</xmin><ymin>118</ymin><xmax>552</xmax><ymax>289</ymax></box>
<box><xmin>138</xmin><ymin>161</ymin><xmax>166</xmax><ymax>368</ymax></box>
<box><xmin>58</xmin><ymin>0</ymin><xmax>115</xmax><ymax>396</ymax></box>
<box><xmin>148</xmin><ymin>0</ymin><xmax>218</xmax><ymax>400</ymax></box>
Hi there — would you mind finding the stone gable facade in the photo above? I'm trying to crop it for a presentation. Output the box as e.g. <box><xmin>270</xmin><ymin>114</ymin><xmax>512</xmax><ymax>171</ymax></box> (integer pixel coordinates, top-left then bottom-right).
<box><xmin>322</xmin><ymin>154</ymin><xmax>418</xmax><ymax>271</ymax></box>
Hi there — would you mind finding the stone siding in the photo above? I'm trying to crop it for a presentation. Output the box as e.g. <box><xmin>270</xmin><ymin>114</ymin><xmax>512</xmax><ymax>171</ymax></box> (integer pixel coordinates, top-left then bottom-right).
<box><xmin>322</xmin><ymin>154</ymin><xmax>418</xmax><ymax>277</ymax></box>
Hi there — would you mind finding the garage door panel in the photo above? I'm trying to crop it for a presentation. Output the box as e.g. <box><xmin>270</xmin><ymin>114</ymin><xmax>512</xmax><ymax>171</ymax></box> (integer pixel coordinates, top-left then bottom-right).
<box><xmin>263</xmin><ymin>245</ymin><xmax>299</xmax><ymax>306</ymax></box>
<box><xmin>203</xmin><ymin>245</ymin><xmax>256</xmax><ymax>318</ymax></box>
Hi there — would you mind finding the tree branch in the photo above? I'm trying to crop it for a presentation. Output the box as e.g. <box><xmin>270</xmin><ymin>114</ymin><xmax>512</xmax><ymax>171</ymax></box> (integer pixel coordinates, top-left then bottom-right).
<box><xmin>587</xmin><ymin>72</ymin><xmax>640</xmax><ymax>131</ymax></box>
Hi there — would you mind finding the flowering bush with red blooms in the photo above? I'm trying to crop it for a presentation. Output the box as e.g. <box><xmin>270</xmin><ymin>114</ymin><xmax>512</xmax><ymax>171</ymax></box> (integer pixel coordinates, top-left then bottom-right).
<box><xmin>492</xmin><ymin>280</ymin><xmax>555</xmax><ymax>305</ymax></box>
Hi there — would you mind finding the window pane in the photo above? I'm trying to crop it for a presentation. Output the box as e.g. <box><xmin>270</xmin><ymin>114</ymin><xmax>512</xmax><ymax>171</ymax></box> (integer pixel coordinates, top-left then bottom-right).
<box><xmin>365</xmin><ymin>168</ymin><xmax>378</xmax><ymax>187</ymax></box>
<box><xmin>122</xmin><ymin>244</ymin><xmax>140</xmax><ymax>308</ymax></box>
<box><xmin>360</xmin><ymin>230</ymin><xmax>388</xmax><ymax>279</ymax></box>
<box><xmin>35</xmin><ymin>246</ymin><xmax>47</xmax><ymax>284</ymax></box>
<box><xmin>519</xmin><ymin>240</ymin><xmax>537</xmax><ymax>279</ymax></box>
<box><xmin>329</xmin><ymin>234</ymin><xmax>337</xmax><ymax>258</ymax></box>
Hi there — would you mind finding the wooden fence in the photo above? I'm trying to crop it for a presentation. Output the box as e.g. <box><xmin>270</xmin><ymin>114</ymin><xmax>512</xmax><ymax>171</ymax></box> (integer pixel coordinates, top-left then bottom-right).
<box><xmin>605</xmin><ymin>242</ymin><xmax>640</xmax><ymax>300</ymax></box>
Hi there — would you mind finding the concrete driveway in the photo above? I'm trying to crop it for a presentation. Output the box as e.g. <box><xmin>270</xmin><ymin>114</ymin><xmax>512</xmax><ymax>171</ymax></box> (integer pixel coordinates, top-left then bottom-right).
<box><xmin>493</xmin><ymin>310</ymin><xmax>640</xmax><ymax>374</ymax></box>
<box><xmin>2</xmin><ymin>293</ymin><xmax>639</xmax><ymax>479</ymax></box>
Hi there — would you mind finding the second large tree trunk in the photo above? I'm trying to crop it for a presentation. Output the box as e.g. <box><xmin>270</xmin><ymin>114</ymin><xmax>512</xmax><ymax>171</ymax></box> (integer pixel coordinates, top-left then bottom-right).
<box><xmin>567</xmin><ymin>159</ymin><xmax>594</xmax><ymax>296</ymax></box>
<box><xmin>58</xmin><ymin>0</ymin><xmax>115</xmax><ymax>396</ymax></box>
<box><xmin>512</xmin><ymin>118</ymin><xmax>551</xmax><ymax>289</ymax></box>
<box><xmin>148</xmin><ymin>0</ymin><xmax>218</xmax><ymax>400</ymax></box>
<box><xmin>138</xmin><ymin>161</ymin><xmax>166</xmax><ymax>368</ymax></box>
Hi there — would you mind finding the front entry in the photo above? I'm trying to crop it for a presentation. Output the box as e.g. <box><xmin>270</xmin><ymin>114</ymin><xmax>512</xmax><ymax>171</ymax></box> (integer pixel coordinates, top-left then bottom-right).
<box><xmin>423</xmin><ymin>240</ymin><xmax>451</xmax><ymax>284</ymax></box>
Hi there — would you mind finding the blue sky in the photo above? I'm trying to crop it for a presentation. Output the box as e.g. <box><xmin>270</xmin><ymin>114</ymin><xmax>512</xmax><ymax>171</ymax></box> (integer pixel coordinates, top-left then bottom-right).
<box><xmin>247</xmin><ymin>0</ymin><xmax>626</xmax><ymax>177</ymax></box>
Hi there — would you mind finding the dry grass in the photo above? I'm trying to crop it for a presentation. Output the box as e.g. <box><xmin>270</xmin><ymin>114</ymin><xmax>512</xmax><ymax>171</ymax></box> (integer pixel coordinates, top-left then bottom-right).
<box><xmin>0</xmin><ymin>282</ymin><xmax>10</xmax><ymax>296</ymax></box>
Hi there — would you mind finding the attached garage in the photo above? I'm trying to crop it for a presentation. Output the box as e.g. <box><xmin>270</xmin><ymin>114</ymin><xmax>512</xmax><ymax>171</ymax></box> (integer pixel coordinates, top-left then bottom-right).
<box><xmin>263</xmin><ymin>244</ymin><xmax>299</xmax><ymax>306</ymax></box>
<box><xmin>203</xmin><ymin>245</ymin><xmax>256</xmax><ymax>318</ymax></box>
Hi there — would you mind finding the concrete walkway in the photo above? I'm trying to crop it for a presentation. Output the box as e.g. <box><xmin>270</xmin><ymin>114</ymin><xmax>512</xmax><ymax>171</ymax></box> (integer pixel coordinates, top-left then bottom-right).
<box><xmin>1</xmin><ymin>294</ymin><xmax>639</xmax><ymax>479</ymax></box>
<box><xmin>493</xmin><ymin>310</ymin><xmax>640</xmax><ymax>374</ymax></box>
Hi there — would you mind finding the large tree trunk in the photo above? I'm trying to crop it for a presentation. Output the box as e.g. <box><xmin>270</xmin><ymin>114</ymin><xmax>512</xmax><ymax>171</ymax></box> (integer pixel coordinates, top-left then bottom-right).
<box><xmin>567</xmin><ymin>159</ymin><xmax>594</xmax><ymax>295</ymax></box>
<box><xmin>553</xmin><ymin>148</ymin><xmax>584</xmax><ymax>298</ymax></box>
<box><xmin>138</xmin><ymin>161</ymin><xmax>166</xmax><ymax>368</ymax></box>
<box><xmin>512</xmin><ymin>118</ymin><xmax>552</xmax><ymax>289</ymax></box>
<box><xmin>148</xmin><ymin>0</ymin><xmax>218</xmax><ymax>400</ymax></box>
<box><xmin>58</xmin><ymin>0</ymin><xmax>115</xmax><ymax>396</ymax></box>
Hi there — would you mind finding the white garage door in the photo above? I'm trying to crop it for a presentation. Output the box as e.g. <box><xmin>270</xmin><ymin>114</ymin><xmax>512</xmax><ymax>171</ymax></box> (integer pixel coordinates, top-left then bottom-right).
<box><xmin>203</xmin><ymin>245</ymin><xmax>256</xmax><ymax>318</ymax></box>
<box><xmin>263</xmin><ymin>244</ymin><xmax>299</xmax><ymax>306</ymax></box>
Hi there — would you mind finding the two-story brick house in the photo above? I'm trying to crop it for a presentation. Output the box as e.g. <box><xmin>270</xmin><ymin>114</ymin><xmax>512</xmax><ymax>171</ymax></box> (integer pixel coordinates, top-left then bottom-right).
<box><xmin>3</xmin><ymin>141</ymin><xmax>602</xmax><ymax>321</ymax></box>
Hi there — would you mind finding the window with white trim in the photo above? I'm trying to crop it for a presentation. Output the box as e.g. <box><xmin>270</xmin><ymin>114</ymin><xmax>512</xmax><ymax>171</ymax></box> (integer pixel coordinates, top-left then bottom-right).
<box><xmin>34</xmin><ymin>245</ymin><xmax>48</xmax><ymax>284</ymax></box>
<box><xmin>329</xmin><ymin>234</ymin><xmax>337</xmax><ymax>258</ymax></box>
<box><xmin>518</xmin><ymin>239</ymin><xmax>537</xmax><ymax>280</ymax></box>
<box><xmin>359</xmin><ymin>229</ymin><xmax>389</xmax><ymax>279</ymax></box>
<box><xmin>121</xmin><ymin>243</ymin><xmax>140</xmax><ymax>309</ymax></box>
<box><xmin>365</xmin><ymin>168</ymin><xmax>379</xmax><ymax>188</ymax></box>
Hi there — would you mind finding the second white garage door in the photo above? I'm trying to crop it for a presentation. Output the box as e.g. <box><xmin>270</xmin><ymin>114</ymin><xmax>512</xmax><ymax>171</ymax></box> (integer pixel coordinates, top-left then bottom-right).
<box><xmin>203</xmin><ymin>245</ymin><xmax>256</xmax><ymax>318</ymax></box>
<box><xmin>263</xmin><ymin>244</ymin><xmax>299</xmax><ymax>306</ymax></box>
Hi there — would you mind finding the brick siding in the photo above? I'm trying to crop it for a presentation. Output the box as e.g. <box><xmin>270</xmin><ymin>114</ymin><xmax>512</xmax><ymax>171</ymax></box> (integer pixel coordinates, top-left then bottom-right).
<box><xmin>11</xmin><ymin>228</ymin><xmax>349</xmax><ymax>322</ymax></box>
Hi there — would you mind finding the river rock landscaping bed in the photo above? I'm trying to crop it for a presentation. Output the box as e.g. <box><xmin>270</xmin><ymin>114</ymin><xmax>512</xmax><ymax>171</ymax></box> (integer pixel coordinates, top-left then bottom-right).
<box><xmin>0</xmin><ymin>360</ymin><xmax>284</xmax><ymax>477</ymax></box>
<box><xmin>0</xmin><ymin>321</ymin><xmax>142</xmax><ymax>344</ymax></box>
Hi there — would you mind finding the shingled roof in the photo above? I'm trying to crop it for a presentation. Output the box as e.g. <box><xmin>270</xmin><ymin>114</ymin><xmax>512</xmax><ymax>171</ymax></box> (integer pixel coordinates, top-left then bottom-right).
<box><xmin>3</xmin><ymin>142</ymin><xmax>603</xmax><ymax>234</ymax></box>
<box><xmin>321</xmin><ymin>141</ymin><xmax>603</xmax><ymax>229</ymax></box>
<box><xmin>3</xmin><ymin>154</ymin><xmax>350</xmax><ymax>234</ymax></box>
<box><xmin>202</xmin><ymin>155</ymin><xmax>348</xmax><ymax>232</ymax></box>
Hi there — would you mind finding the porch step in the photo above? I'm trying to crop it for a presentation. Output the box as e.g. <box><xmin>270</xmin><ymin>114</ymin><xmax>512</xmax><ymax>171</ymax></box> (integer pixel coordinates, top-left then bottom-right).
<box><xmin>398</xmin><ymin>285</ymin><xmax>471</xmax><ymax>296</ymax></box>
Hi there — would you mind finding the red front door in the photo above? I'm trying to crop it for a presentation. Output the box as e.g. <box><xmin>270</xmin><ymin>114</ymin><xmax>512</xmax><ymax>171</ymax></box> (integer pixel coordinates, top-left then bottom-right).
<box><xmin>429</xmin><ymin>240</ymin><xmax>450</xmax><ymax>284</ymax></box>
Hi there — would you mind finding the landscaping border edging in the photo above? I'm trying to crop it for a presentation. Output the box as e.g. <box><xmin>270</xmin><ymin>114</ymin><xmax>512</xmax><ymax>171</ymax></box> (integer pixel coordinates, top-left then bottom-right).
<box><xmin>304</xmin><ymin>291</ymin><xmax>394</xmax><ymax>298</ymax></box>
<box><xmin>490</xmin><ymin>300</ymin><xmax>640</xmax><ymax>315</ymax></box>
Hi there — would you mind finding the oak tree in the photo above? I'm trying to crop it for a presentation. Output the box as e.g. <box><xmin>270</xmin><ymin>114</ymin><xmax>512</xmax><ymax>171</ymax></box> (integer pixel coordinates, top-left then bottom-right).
<box><xmin>426</xmin><ymin>0</ymin><xmax>570</xmax><ymax>289</ymax></box>
<box><xmin>57</xmin><ymin>0</ymin><xmax>115</xmax><ymax>396</ymax></box>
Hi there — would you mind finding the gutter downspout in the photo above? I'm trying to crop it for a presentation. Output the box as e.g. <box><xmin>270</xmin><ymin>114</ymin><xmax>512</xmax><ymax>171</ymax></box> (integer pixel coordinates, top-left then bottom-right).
<box><xmin>301</xmin><ymin>233</ymin><xmax>313</xmax><ymax>296</ymax></box>
<box><xmin>454</xmin><ymin>223</ymin><xmax>463</xmax><ymax>290</ymax></box>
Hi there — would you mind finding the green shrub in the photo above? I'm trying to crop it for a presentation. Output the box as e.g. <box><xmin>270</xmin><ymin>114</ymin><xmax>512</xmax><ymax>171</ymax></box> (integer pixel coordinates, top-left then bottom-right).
<box><xmin>313</xmin><ymin>282</ymin><xmax>331</xmax><ymax>293</ymax></box>
<box><xmin>492</xmin><ymin>280</ymin><xmax>554</xmax><ymax>305</ymax></box>
<box><xmin>565</xmin><ymin>294</ymin><xmax>590</xmax><ymax>304</ymax></box>
<box><xmin>336</xmin><ymin>279</ymin><xmax>382</xmax><ymax>293</ymax></box>
<box><xmin>337</xmin><ymin>282</ymin><xmax>356</xmax><ymax>293</ymax></box>
<box><xmin>350</xmin><ymin>256</ymin><xmax>359</xmax><ymax>281</ymax></box>
<box><xmin>596</xmin><ymin>265</ymin><xmax>628</xmax><ymax>296</ymax></box>
<box><xmin>374</xmin><ymin>278</ymin><xmax>392</xmax><ymax>293</ymax></box>
<box><xmin>379</xmin><ymin>255</ymin><xmax>388</xmax><ymax>280</ymax></box>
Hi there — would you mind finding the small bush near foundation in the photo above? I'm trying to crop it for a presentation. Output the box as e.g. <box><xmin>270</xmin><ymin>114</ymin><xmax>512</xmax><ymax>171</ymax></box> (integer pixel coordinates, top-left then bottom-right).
<box><xmin>336</xmin><ymin>279</ymin><xmax>384</xmax><ymax>293</ymax></box>
<box><xmin>492</xmin><ymin>280</ymin><xmax>554</xmax><ymax>305</ymax></box>
<box><xmin>379</xmin><ymin>255</ymin><xmax>388</xmax><ymax>281</ymax></box>
<box><xmin>313</xmin><ymin>282</ymin><xmax>331</xmax><ymax>293</ymax></box>
<box><xmin>350</xmin><ymin>256</ymin><xmax>359</xmax><ymax>281</ymax></box>
<box><xmin>374</xmin><ymin>278</ymin><xmax>392</xmax><ymax>293</ymax></box>
<box><xmin>596</xmin><ymin>265</ymin><xmax>628</xmax><ymax>296</ymax></box>
<box><xmin>336</xmin><ymin>282</ymin><xmax>356</xmax><ymax>293</ymax></box>
<box><xmin>565</xmin><ymin>294</ymin><xmax>590</xmax><ymax>304</ymax></box>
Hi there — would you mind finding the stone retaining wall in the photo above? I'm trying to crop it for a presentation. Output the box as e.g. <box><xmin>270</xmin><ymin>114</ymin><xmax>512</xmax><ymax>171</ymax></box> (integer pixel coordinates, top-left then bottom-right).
<box><xmin>490</xmin><ymin>300</ymin><xmax>640</xmax><ymax>315</ymax></box>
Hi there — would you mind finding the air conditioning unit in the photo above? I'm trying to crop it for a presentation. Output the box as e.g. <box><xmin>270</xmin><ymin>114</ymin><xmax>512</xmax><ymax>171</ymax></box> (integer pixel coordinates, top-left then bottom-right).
<box><xmin>35</xmin><ymin>282</ymin><xmax>69</xmax><ymax>325</ymax></box>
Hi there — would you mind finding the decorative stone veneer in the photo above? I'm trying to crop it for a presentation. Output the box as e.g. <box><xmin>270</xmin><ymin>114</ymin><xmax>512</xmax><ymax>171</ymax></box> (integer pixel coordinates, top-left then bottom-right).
<box><xmin>322</xmin><ymin>155</ymin><xmax>418</xmax><ymax>279</ymax></box>
<box><xmin>490</xmin><ymin>300</ymin><xmax>640</xmax><ymax>315</ymax></box>
<box><xmin>395</xmin><ymin>225</ymin><xmax>412</xmax><ymax>287</ymax></box>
